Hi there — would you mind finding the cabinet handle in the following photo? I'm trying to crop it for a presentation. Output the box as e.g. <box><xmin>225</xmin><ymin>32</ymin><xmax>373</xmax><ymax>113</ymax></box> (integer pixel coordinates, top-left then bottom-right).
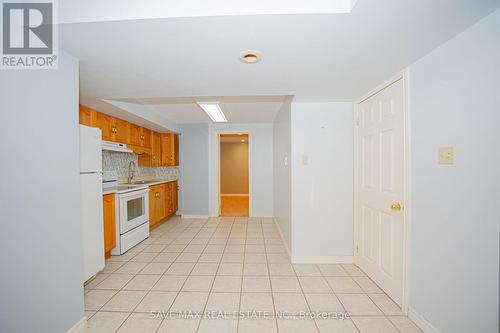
<box><xmin>155</xmin><ymin>192</ymin><xmax>159</xmax><ymax>197</ymax></box>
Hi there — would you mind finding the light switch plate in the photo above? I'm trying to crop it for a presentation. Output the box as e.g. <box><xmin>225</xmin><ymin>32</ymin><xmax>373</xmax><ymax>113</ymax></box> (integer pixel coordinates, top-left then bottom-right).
<box><xmin>438</xmin><ymin>147</ymin><xmax>454</xmax><ymax>165</ymax></box>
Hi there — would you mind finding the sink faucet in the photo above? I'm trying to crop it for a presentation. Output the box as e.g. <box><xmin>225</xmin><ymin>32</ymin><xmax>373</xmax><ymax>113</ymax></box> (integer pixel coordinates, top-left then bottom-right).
<box><xmin>128</xmin><ymin>161</ymin><xmax>136</xmax><ymax>184</ymax></box>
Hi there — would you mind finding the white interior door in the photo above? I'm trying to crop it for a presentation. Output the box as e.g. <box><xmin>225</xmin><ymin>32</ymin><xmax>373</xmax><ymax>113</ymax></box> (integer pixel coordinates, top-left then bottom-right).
<box><xmin>356</xmin><ymin>78</ymin><xmax>405</xmax><ymax>306</ymax></box>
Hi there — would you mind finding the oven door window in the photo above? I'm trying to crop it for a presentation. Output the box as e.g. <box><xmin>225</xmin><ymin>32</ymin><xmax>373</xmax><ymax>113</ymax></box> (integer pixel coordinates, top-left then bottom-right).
<box><xmin>127</xmin><ymin>197</ymin><xmax>144</xmax><ymax>221</ymax></box>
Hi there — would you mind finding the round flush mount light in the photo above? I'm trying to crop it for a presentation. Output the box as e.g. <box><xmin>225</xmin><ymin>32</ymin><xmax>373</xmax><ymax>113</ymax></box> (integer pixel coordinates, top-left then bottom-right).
<box><xmin>239</xmin><ymin>51</ymin><xmax>262</xmax><ymax>64</ymax></box>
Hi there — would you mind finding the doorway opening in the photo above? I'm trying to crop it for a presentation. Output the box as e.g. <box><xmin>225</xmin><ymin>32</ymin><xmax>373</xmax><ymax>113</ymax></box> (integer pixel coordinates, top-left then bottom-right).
<box><xmin>219</xmin><ymin>133</ymin><xmax>249</xmax><ymax>217</ymax></box>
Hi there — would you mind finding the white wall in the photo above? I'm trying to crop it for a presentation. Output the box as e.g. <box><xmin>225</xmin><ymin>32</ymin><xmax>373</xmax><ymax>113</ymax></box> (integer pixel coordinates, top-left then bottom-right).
<box><xmin>273</xmin><ymin>98</ymin><xmax>293</xmax><ymax>251</ymax></box>
<box><xmin>209</xmin><ymin>123</ymin><xmax>274</xmax><ymax>217</ymax></box>
<box><xmin>0</xmin><ymin>51</ymin><xmax>84</xmax><ymax>332</ymax></box>
<box><xmin>409</xmin><ymin>8</ymin><xmax>500</xmax><ymax>333</ymax></box>
<box><xmin>179</xmin><ymin>123</ymin><xmax>210</xmax><ymax>216</ymax></box>
<box><xmin>291</xmin><ymin>102</ymin><xmax>353</xmax><ymax>258</ymax></box>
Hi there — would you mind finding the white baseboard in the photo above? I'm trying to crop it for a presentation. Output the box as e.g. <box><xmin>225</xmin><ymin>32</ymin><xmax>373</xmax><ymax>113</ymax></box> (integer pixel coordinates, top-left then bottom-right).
<box><xmin>221</xmin><ymin>194</ymin><xmax>249</xmax><ymax>197</ymax></box>
<box><xmin>408</xmin><ymin>307</ymin><xmax>441</xmax><ymax>333</ymax></box>
<box><xmin>272</xmin><ymin>217</ymin><xmax>291</xmax><ymax>258</ymax></box>
<box><xmin>66</xmin><ymin>317</ymin><xmax>87</xmax><ymax>333</ymax></box>
<box><xmin>181</xmin><ymin>214</ymin><xmax>209</xmax><ymax>219</ymax></box>
<box><xmin>291</xmin><ymin>256</ymin><xmax>353</xmax><ymax>264</ymax></box>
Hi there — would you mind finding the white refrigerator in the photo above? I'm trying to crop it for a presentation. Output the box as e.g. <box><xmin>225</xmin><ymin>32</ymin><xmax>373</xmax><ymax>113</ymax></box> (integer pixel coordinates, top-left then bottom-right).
<box><xmin>80</xmin><ymin>125</ymin><xmax>105</xmax><ymax>282</ymax></box>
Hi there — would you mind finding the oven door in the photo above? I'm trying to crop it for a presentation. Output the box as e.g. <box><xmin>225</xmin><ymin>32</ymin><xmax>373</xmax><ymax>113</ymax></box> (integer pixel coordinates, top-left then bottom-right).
<box><xmin>118</xmin><ymin>189</ymin><xmax>149</xmax><ymax>234</ymax></box>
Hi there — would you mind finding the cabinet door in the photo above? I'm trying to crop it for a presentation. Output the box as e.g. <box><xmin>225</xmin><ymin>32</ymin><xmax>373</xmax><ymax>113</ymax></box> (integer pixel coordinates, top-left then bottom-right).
<box><xmin>165</xmin><ymin>182</ymin><xmax>173</xmax><ymax>216</ymax></box>
<box><xmin>173</xmin><ymin>134</ymin><xmax>179</xmax><ymax>166</ymax></box>
<box><xmin>149</xmin><ymin>186</ymin><xmax>157</xmax><ymax>227</ymax></box>
<box><xmin>151</xmin><ymin>131</ymin><xmax>161</xmax><ymax>167</ymax></box>
<box><xmin>129</xmin><ymin>123</ymin><xmax>142</xmax><ymax>146</ymax></box>
<box><xmin>160</xmin><ymin>134</ymin><xmax>173</xmax><ymax>166</ymax></box>
<box><xmin>173</xmin><ymin>181</ymin><xmax>178</xmax><ymax>213</ymax></box>
<box><xmin>79</xmin><ymin>105</ymin><xmax>95</xmax><ymax>126</ymax></box>
<box><xmin>141</xmin><ymin>128</ymin><xmax>152</xmax><ymax>148</ymax></box>
<box><xmin>102</xmin><ymin>194</ymin><xmax>116</xmax><ymax>257</ymax></box>
<box><xmin>113</xmin><ymin>118</ymin><xmax>130</xmax><ymax>143</ymax></box>
<box><xmin>156</xmin><ymin>185</ymin><xmax>166</xmax><ymax>221</ymax></box>
<box><xmin>95</xmin><ymin>112</ymin><xmax>114</xmax><ymax>141</ymax></box>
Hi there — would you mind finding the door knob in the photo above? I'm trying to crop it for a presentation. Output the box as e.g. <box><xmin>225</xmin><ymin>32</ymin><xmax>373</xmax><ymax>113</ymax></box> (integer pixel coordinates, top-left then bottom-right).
<box><xmin>390</xmin><ymin>203</ymin><xmax>402</xmax><ymax>211</ymax></box>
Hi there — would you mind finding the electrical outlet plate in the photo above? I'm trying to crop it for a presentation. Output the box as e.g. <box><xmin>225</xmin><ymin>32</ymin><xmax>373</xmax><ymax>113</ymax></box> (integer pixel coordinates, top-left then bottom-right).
<box><xmin>438</xmin><ymin>147</ymin><xmax>454</xmax><ymax>165</ymax></box>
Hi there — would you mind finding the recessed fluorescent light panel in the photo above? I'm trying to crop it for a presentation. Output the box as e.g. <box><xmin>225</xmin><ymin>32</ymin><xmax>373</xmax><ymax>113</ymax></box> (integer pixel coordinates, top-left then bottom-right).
<box><xmin>197</xmin><ymin>102</ymin><xmax>227</xmax><ymax>122</ymax></box>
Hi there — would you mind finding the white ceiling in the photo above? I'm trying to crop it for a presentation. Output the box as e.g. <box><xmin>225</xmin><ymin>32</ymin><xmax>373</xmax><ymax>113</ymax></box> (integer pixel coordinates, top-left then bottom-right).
<box><xmin>108</xmin><ymin>96</ymin><xmax>287</xmax><ymax>123</ymax></box>
<box><xmin>60</xmin><ymin>0</ymin><xmax>358</xmax><ymax>23</ymax></box>
<box><xmin>59</xmin><ymin>0</ymin><xmax>499</xmax><ymax>125</ymax></box>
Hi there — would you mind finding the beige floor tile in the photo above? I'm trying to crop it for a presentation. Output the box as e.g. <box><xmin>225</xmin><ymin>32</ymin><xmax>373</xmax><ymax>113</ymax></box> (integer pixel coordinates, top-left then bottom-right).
<box><xmin>243</xmin><ymin>263</ymin><xmax>269</xmax><ymax>276</ymax></box>
<box><xmin>238</xmin><ymin>318</ymin><xmax>277</xmax><ymax>333</ymax></box>
<box><xmin>129</xmin><ymin>252</ymin><xmax>158</xmax><ymax>263</ymax></box>
<box><xmin>170</xmin><ymin>292</ymin><xmax>209</xmax><ymax>313</ymax></box>
<box><xmin>225</xmin><ymin>245</ymin><xmax>245</xmax><ymax>253</ymax></box>
<box><xmin>293</xmin><ymin>264</ymin><xmax>322</xmax><ymax>276</ymax></box>
<box><xmin>164</xmin><ymin>244</ymin><xmax>186</xmax><ymax>252</ymax></box>
<box><xmin>240</xmin><ymin>293</ymin><xmax>275</xmax><ymax>313</ymax></box>
<box><xmin>101</xmin><ymin>261</ymin><xmax>125</xmax><ymax>274</ymax></box>
<box><xmin>123</xmin><ymin>274</ymin><xmax>161</xmax><ymax>291</ymax></box>
<box><xmin>85</xmin><ymin>273</ymin><xmax>110</xmax><ymax>290</ymax></box>
<box><xmin>268</xmin><ymin>264</ymin><xmax>295</xmax><ymax>276</ymax></box>
<box><xmin>204</xmin><ymin>244</ymin><xmax>226</xmax><ymax>253</ymax></box>
<box><xmin>95</xmin><ymin>274</ymin><xmax>135</xmax><ymax>290</ymax></box>
<box><xmin>182</xmin><ymin>275</ymin><xmax>215</xmax><ymax>292</ymax></box>
<box><xmin>352</xmin><ymin>277</ymin><xmax>383</xmax><ymax>293</ymax></box>
<box><xmin>165</xmin><ymin>262</ymin><xmax>195</xmax><ymax>275</ymax></box>
<box><xmin>192</xmin><ymin>263</ymin><xmax>219</xmax><ymax>275</ymax></box>
<box><xmin>245</xmin><ymin>245</ymin><xmax>266</xmax><ymax>253</ymax></box>
<box><xmin>134</xmin><ymin>291</ymin><xmax>177</xmax><ymax>313</ymax></box>
<box><xmin>212</xmin><ymin>276</ymin><xmax>242</xmax><ymax>292</ymax></box>
<box><xmin>115</xmin><ymin>262</ymin><xmax>148</xmax><ymax>274</ymax></box>
<box><xmin>143</xmin><ymin>244</ymin><xmax>166</xmax><ymax>253</ymax></box>
<box><xmin>222</xmin><ymin>253</ymin><xmax>245</xmax><ymax>263</ymax></box>
<box><xmin>266</xmin><ymin>254</ymin><xmax>290</xmax><ymax>264</ymax></box>
<box><xmin>352</xmin><ymin>317</ymin><xmax>400</xmax><ymax>333</ymax></box>
<box><xmin>199</xmin><ymin>253</ymin><xmax>223</xmax><ymax>263</ymax></box>
<box><xmin>175</xmin><ymin>252</ymin><xmax>201</xmax><ymax>263</ymax></box>
<box><xmin>388</xmin><ymin>316</ymin><xmax>423</xmax><ymax>333</ymax></box>
<box><xmin>87</xmin><ymin>311</ymin><xmax>129</xmax><ymax>333</ymax></box>
<box><xmin>315</xmin><ymin>318</ymin><xmax>358</xmax><ymax>333</ymax></box>
<box><xmin>218</xmin><ymin>263</ymin><xmax>243</xmax><ymax>276</ymax></box>
<box><xmin>305</xmin><ymin>293</ymin><xmax>345</xmax><ymax>312</ymax></box>
<box><xmin>153</xmin><ymin>252</ymin><xmax>180</xmax><ymax>263</ymax></box>
<box><xmin>198</xmin><ymin>318</ymin><xmax>238</xmax><ymax>333</ymax></box>
<box><xmin>102</xmin><ymin>290</ymin><xmax>147</xmax><ymax>312</ymax></box>
<box><xmin>270</xmin><ymin>276</ymin><xmax>301</xmax><ymax>292</ymax></box>
<box><xmin>341</xmin><ymin>264</ymin><xmax>366</xmax><ymax>277</ymax></box>
<box><xmin>84</xmin><ymin>290</ymin><xmax>117</xmax><ymax>311</ymax></box>
<box><xmin>183</xmin><ymin>244</ymin><xmax>206</xmax><ymax>253</ymax></box>
<box><xmin>276</xmin><ymin>318</ymin><xmax>318</xmax><ymax>333</ymax></box>
<box><xmin>140</xmin><ymin>262</ymin><xmax>171</xmax><ymax>275</ymax></box>
<box><xmin>326</xmin><ymin>277</ymin><xmax>363</xmax><ymax>293</ymax></box>
<box><xmin>152</xmin><ymin>275</ymin><xmax>187</xmax><ymax>291</ymax></box>
<box><xmin>244</xmin><ymin>253</ymin><xmax>268</xmax><ymax>263</ymax></box>
<box><xmin>242</xmin><ymin>276</ymin><xmax>272</xmax><ymax>292</ymax></box>
<box><xmin>85</xmin><ymin>311</ymin><xmax>96</xmax><ymax>320</ymax></box>
<box><xmin>157</xmin><ymin>318</ymin><xmax>200</xmax><ymax>333</ymax></box>
<box><xmin>273</xmin><ymin>293</ymin><xmax>310</xmax><ymax>315</ymax></box>
<box><xmin>298</xmin><ymin>277</ymin><xmax>332</xmax><ymax>293</ymax></box>
<box><xmin>337</xmin><ymin>294</ymin><xmax>383</xmax><ymax>316</ymax></box>
<box><xmin>317</xmin><ymin>264</ymin><xmax>348</xmax><ymax>277</ymax></box>
<box><xmin>368</xmin><ymin>294</ymin><xmax>403</xmax><ymax>315</ymax></box>
<box><xmin>117</xmin><ymin>312</ymin><xmax>163</xmax><ymax>333</ymax></box>
<box><xmin>205</xmin><ymin>292</ymin><xmax>240</xmax><ymax>312</ymax></box>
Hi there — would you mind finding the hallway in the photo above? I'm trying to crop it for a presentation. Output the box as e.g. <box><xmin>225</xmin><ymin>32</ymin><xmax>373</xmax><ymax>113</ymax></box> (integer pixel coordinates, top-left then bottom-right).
<box><xmin>84</xmin><ymin>216</ymin><xmax>422</xmax><ymax>333</ymax></box>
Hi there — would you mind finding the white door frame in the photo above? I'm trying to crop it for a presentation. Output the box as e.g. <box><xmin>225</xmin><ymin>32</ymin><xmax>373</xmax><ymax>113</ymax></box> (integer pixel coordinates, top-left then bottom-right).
<box><xmin>216</xmin><ymin>130</ymin><xmax>252</xmax><ymax>216</ymax></box>
<box><xmin>353</xmin><ymin>69</ymin><xmax>412</xmax><ymax>314</ymax></box>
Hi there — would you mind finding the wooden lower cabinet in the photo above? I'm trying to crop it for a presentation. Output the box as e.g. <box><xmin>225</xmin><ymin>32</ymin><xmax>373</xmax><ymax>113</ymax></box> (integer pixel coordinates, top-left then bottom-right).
<box><xmin>149</xmin><ymin>181</ymin><xmax>178</xmax><ymax>229</ymax></box>
<box><xmin>102</xmin><ymin>194</ymin><xmax>116</xmax><ymax>259</ymax></box>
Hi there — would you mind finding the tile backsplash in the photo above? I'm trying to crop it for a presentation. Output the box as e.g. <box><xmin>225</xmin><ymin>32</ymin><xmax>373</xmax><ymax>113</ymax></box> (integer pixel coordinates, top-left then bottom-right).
<box><xmin>102</xmin><ymin>151</ymin><xmax>179</xmax><ymax>179</ymax></box>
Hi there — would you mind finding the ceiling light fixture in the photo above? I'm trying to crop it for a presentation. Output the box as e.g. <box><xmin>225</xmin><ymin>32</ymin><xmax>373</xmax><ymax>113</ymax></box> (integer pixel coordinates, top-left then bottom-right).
<box><xmin>240</xmin><ymin>51</ymin><xmax>262</xmax><ymax>64</ymax></box>
<box><xmin>197</xmin><ymin>102</ymin><xmax>227</xmax><ymax>122</ymax></box>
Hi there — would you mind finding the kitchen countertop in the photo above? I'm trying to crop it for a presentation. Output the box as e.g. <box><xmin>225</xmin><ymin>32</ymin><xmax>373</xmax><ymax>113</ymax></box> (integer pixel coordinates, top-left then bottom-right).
<box><xmin>102</xmin><ymin>178</ymin><xmax>178</xmax><ymax>196</ymax></box>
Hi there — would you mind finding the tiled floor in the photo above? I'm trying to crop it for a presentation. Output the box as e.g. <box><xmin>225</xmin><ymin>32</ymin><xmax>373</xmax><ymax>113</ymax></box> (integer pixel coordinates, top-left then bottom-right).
<box><xmin>84</xmin><ymin>216</ymin><xmax>422</xmax><ymax>333</ymax></box>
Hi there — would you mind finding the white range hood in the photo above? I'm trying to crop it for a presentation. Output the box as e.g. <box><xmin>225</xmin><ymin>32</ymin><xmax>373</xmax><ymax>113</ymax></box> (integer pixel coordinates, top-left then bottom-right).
<box><xmin>101</xmin><ymin>140</ymin><xmax>133</xmax><ymax>153</ymax></box>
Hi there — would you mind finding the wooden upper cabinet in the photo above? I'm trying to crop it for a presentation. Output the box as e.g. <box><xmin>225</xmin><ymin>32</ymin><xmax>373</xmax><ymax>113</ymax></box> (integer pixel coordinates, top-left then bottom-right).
<box><xmin>151</xmin><ymin>131</ymin><xmax>162</xmax><ymax>167</ymax></box>
<box><xmin>129</xmin><ymin>124</ymin><xmax>142</xmax><ymax>146</ymax></box>
<box><xmin>160</xmin><ymin>133</ymin><xmax>179</xmax><ymax>166</ymax></box>
<box><xmin>141</xmin><ymin>128</ymin><xmax>152</xmax><ymax>148</ymax></box>
<box><xmin>79</xmin><ymin>105</ymin><xmax>95</xmax><ymax>127</ymax></box>
<box><xmin>113</xmin><ymin>118</ymin><xmax>130</xmax><ymax>143</ymax></box>
<box><xmin>95</xmin><ymin>112</ymin><xmax>114</xmax><ymax>141</ymax></box>
<box><xmin>102</xmin><ymin>193</ymin><xmax>116</xmax><ymax>258</ymax></box>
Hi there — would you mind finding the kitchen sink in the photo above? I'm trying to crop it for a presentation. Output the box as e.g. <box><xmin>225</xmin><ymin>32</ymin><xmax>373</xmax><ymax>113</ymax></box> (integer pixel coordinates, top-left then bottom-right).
<box><xmin>125</xmin><ymin>179</ymin><xmax>162</xmax><ymax>185</ymax></box>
